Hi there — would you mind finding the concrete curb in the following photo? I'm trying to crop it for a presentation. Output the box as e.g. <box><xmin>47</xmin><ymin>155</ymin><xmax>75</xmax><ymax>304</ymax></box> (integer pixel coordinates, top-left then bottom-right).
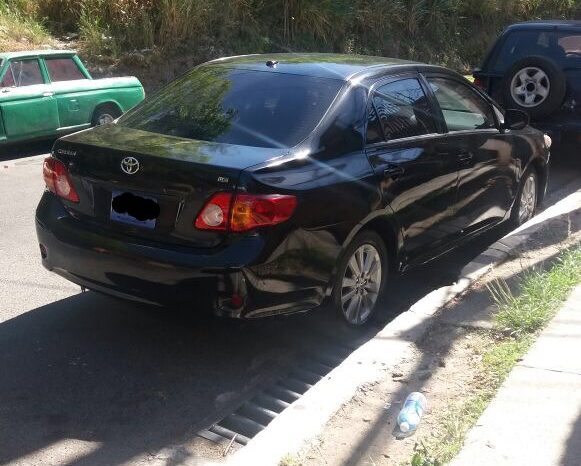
<box><xmin>225</xmin><ymin>182</ymin><xmax>581</xmax><ymax>466</ymax></box>
<box><xmin>449</xmin><ymin>285</ymin><xmax>581</xmax><ymax>466</ymax></box>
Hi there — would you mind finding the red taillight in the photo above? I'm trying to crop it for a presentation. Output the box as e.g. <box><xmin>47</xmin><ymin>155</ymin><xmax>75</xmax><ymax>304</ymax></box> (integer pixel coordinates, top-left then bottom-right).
<box><xmin>194</xmin><ymin>192</ymin><xmax>233</xmax><ymax>231</ymax></box>
<box><xmin>195</xmin><ymin>193</ymin><xmax>297</xmax><ymax>232</ymax></box>
<box><xmin>473</xmin><ymin>76</ymin><xmax>485</xmax><ymax>91</ymax></box>
<box><xmin>43</xmin><ymin>157</ymin><xmax>79</xmax><ymax>203</ymax></box>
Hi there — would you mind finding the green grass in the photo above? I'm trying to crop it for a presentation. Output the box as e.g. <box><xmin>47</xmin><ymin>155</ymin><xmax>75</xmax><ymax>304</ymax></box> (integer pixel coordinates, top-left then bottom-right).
<box><xmin>279</xmin><ymin>454</ymin><xmax>303</xmax><ymax>466</ymax></box>
<box><xmin>410</xmin><ymin>245</ymin><xmax>581</xmax><ymax>466</ymax></box>
<box><xmin>490</xmin><ymin>247</ymin><xmax>581</xmax><ymax>337</ymax></box>
<box><xmin>3</xmin><ymin>0</ymin><xmax>580</xmax><ymax>72</ymax></box>
<box><xmin>0</xmin><ymin>1</ymin><xmax>54</xmax><ymax>52</ymax></box>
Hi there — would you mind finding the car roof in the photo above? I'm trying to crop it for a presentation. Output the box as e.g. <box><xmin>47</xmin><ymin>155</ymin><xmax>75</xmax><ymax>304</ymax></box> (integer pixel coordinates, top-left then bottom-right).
<box><xmin>204</xmin><ymin>53</ymin><xmax>427</xmax><ymax>81</ymax></box>
<box><xmin>0</xmin><ymin>50</ymin><xmax>76</xmax><ymax>61</ymax></box>
<box><xmin>507</xmin><ymin>20</ymin><xmax>581</xmax><ymax>31</ymax></box>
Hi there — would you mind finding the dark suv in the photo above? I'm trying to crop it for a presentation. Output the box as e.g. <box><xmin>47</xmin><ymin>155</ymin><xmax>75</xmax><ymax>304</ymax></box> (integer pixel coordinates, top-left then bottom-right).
<box><xmin>474</xmin><ymin>20</ymin><xmax>581</xmax><ymax>149</ymax></box>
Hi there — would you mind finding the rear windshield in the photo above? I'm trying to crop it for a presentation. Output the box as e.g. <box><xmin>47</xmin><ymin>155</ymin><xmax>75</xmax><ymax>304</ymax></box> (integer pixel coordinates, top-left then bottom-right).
<box><xmin>119</xmin><ymin>68</ymin><xmax>343</xmax><ymax>148</ymax></box>
<box><xmin>492</xmin><ymin>30</ymin><xmax>581</xmax><ymax>73</ymax></box>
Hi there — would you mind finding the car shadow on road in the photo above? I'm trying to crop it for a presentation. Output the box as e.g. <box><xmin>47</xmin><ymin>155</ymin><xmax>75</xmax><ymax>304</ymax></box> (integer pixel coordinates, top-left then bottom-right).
<box><xmin>561</xmin><ymin>409</ymin><xmax>581</xmax><ymax>465</ymax></box>
<box><xmin>0</xmin><ymin>222</ymin><xmax>509</xmax><ymax>466</ymax></box>
<box><xmin>0</xmin><ymin>291</ymin><xmax>299</xmax><ymax>465</ymax></box>
<box><xmin>0</xmin><ymin>140</ymin><xmax>54</xmax><ymax>162</ymax></box>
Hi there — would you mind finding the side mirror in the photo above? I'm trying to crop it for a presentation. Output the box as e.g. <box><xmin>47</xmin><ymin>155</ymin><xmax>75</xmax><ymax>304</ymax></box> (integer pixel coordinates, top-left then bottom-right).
<box><xmin>502</xmin><ymin>109</ymin><xmax>529</xmax><ymax>131</ymax></box>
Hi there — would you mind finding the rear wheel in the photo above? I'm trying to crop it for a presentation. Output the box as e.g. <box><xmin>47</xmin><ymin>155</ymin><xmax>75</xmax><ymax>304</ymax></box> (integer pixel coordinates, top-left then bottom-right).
<box><xmin>332</xmin><ymin>231</ymin><xmax>387</xmax><ymax>326</ymax></box>
<box><xmin>92</xmin><ymin>104</ymin><xmax>121</xmax><ymax>126</ymax></box>
<box><xmin>511</xmin><ymin>169</ymin><xmax>538</xmax><ymax>226</ymax></box>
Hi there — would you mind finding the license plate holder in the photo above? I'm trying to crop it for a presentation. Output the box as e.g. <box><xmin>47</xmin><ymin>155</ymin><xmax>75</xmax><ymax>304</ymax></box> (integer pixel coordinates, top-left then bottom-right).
<box><xmin>110</xmin><ymin>190</ymin><xmax>159</xmax><ymax>230</ymax></box>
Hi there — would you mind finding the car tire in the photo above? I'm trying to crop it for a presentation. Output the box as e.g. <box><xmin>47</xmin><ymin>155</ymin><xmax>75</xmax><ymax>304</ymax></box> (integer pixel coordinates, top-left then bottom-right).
<box><xmin>502</xmin><ymin>56</ymin><xmax>566</xmax><ymax>119</ymax></box>
<box><xmin>92</xmin><ymin>104</ymin><xmax>122</xmax><ymax>126</ymax></box>
<box><xmin>332</xmin><ymin>230</ymin><xmax>388</xmax><ymax>326</ymax></box>
<box><xmin>511</xmin><ymin>168</ymin><xmax>538</xmax><ymax>227</ymax></box>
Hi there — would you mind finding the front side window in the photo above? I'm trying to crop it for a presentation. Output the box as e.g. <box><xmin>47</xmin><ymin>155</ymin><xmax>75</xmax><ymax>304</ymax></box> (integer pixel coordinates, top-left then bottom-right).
<box><xmin>45</xmin><ymin>57</ymin><xmax>86</xmax><ymax>82</ymax></box>
<box><xmin>120</xmin><ymin>68</ymin><xmax>343</xmax><ymax>149</ymax></box>
<box><xmin>369</xmin><ymin>78</ymin><xmax>435</xmax><ymax>142</ymax></box>
<box><xmin>1</xmin><ymin>65</ymin><xmax>15</xmax><ymax>87</ymax></box>
<box><xmin>5</xmin><ymin>59</ymin><xmax>44</xmax><ymax>87</ymax></box>
<box><xmin>428</xmin><ymin>78</ymin><xmax>496</xmax><ymax>132</ymax></box>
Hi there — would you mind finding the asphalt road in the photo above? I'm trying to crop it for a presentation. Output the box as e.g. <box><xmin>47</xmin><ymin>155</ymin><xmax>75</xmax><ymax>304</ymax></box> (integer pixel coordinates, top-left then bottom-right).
<box><xmin>0</xmin><ymin>142</ymin><xmax>579</xmax><ymax>466</ymax></box>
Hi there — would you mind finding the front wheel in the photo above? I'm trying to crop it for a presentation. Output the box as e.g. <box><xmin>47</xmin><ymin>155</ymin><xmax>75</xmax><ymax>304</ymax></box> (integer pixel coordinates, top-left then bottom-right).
<box><xmin>511</xmin><ymin>169</ymin><xmax>538</xmax><ymax>226</ymax></box>
<box><xmin>332</xmin><ymin>231</ymin><xmax>387</xmax><ymax>326</ymax></box>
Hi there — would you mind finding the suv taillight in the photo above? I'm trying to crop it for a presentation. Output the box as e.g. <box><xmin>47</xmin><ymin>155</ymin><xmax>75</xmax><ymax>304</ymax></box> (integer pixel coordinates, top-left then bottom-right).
<box><xmin>43</xmin><ymin>157</ymin><xmax>79</xmax><ymax>203</ymax></box>
<box><xmin>195</xmin><ymin>193</ymin><xmax>297</xmax><ymax>232</ymax></box>
<box><xmin>473</xmin><ymin>76</ymin><xmax>485</xmax><ymax>91</ymax></box>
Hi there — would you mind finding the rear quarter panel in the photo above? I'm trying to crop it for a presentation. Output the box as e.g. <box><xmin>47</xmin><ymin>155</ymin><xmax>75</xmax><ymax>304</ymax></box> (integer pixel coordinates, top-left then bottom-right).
<box><xmin>509</xmin><ymin>126</ymin><xmax>550</xmax><ymax>202</ymax></box>
<box><xmin>238</xmin><ymin>150</ymin><xmax>379</xmax><ymax>311</ymax></box>
<box><xmin>0</xmin><ymin>109</ymin><xmax>6</xmax><ymax>141</ymax></box>
<box><xmin>51</xmin><ymin>77</ymin><xmax>144</xmax><ymax>128</ymax></box>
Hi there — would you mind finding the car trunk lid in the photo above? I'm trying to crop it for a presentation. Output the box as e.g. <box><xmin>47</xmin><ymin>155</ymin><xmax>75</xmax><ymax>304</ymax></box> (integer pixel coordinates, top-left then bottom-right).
<box><xmin>53</xmin><ymin>125</ymin><xmax>287</xmax><ymax>247</ymax></box>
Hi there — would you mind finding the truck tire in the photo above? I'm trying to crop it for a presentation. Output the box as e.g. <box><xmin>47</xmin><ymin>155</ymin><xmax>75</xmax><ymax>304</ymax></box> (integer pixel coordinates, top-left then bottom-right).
<box><xmin>502</xmin><ymin>56</ymin><xmax>566</xmax><ymax>119</ymax></box>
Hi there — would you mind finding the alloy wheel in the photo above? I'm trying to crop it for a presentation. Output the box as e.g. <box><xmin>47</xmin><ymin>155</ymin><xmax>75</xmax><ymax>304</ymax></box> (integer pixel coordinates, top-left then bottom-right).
<box><xmin>341</xmin><ymin>243</ymin><xmax>382</xmax><ymax>325</ymax></box>
<box><xmin>518</xmin><ymin>173</ymin><xmax>537</xmax><ymax>224</ymax></box>
<box><xmin>510</xmin><ymin>67</ymin><xmax>550</xmax><ymax>108</ymax></box>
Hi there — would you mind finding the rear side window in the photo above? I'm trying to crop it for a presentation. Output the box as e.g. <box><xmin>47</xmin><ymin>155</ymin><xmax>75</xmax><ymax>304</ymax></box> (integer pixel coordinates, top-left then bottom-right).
<box><xmin>6</xmin><ymin>59</ymin><xmax>44</xmax><ymax>87</ymax></box>
<box><xmin>120</xmin><ymin>68</ymin><xmax>343</xmax><ymax>149</ymax></box>
<box><xmin>366</xmin><ymin>105</ymin><xmax>383</xmax><ymax>144</ymax></box>
<box><xmin>428</xmin><ymin>78</ymin><xmax>496</xmax><ymax>132</ymax></box>
<box><xmin>368</xmin><ymin>78</ymin><xmax>435</xmax><ymax>142</ymax></box>
<box><xmin>45</xmin><ymin>58</ymin><xmax>86</xmax><ymax>82</ymax></box>
<box><xmin>559</xmin><ymin>34</ymin><xmax>581</xmax><ymax>54</ymax></box>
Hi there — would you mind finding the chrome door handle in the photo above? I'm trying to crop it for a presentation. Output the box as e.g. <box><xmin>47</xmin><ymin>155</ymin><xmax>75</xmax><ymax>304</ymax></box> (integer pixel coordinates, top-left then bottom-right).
<box><xmin>1</xmin><ymin>88</ymin><xmax>10</xmax><ymax>93</ymax></box>
<box><xmin>383</xmin><ymin>164</ymin><xmax>405</xmax><ymax>178</ymax></box>
<box><xmin>43</xmin><ymin>92</ymin><xmax>54</xmax><ymax>97</ymax></box>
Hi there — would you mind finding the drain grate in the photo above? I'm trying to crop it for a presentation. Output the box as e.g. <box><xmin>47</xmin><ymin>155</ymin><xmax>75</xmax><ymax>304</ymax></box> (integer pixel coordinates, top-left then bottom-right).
<box><xmin>198</xmin><ymin>339</ymin><xmax>359</xmax><ymax>449</ymax></box>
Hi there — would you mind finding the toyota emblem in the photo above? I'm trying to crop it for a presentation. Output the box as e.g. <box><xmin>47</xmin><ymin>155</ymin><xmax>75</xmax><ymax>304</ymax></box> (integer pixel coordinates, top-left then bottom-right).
<box><xmin>120</xmin><ymin>156</ymin><xmax>140</xmax><ymax>175</ymax></box>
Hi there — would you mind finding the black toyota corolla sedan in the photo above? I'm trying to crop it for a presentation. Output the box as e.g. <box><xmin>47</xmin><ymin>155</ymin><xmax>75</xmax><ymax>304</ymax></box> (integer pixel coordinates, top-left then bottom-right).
<box><xmin>36</xmin><ymin>54</ymin><xmax>550</xmax><ymax>326</ymax></box>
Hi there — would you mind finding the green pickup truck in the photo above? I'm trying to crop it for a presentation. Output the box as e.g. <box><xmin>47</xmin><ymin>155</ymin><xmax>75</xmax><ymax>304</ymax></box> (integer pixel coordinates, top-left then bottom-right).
<box><xmin>0</xmin><ymin>50</ymin><xmax>144</xmax><ymax>145</ymax></box>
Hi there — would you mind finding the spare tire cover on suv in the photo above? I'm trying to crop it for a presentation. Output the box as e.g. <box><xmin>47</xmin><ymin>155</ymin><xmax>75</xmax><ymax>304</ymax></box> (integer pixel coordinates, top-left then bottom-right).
<box><xmin>502</xmin><ymin>56</ymin><xmax>567</xmax><ymax>119</ymax></box>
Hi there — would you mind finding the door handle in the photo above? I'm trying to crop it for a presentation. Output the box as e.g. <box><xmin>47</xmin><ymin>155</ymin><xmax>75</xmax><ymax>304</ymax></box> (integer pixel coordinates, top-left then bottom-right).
<box><xmin>457</xmin><ymin>152</ymin><xmax>473</xmax><ymax>163</ymax></box>
<box><xmin>383</xmin><ymin>164</ymin><xmax>405</xmax><ymax>178</ymax></box>
<box><xmin>1</xmin><ymin>88</ymin><xmax>9</xmax><ymax>93</ymax></box>
<box><xmin>43</xmin><ymin>92</ymin><xmax>54</xmax><ymax>97</ymax></box>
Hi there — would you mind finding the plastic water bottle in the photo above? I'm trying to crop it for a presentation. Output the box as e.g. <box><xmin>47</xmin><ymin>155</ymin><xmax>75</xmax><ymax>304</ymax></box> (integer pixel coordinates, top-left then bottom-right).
<box><xmin>397</xmin><ymin>392</ymin><xmax>427</xmax><ymax>433</ymax></box>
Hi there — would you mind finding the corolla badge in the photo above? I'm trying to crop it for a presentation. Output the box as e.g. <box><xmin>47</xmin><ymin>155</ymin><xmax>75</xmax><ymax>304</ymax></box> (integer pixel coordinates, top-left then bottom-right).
<box><xmin>121</xmin><ymin>156</ymin><xmax>140</xmax><ymax>175</ymax></box>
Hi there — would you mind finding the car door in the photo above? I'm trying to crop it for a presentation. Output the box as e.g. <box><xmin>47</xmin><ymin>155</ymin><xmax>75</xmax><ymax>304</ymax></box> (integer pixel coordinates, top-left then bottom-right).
<box><xmin>364</xmin><ymin>75</ymin><xmax>460</xmax><ymax>263</ymax></box>
<box><xmin>0</xmin><ymin>58</ymin><xmax>59</xmax><ymax>140</ymax></box>
<box><xmin>423</xmin><ymin>74</ymin><xmax>515</xmax><ymax>234</ymax></box>
<box><xmin>44</xmin><ymin>56</ymin><xmax>92</xmax><ymax>129</ymax></box>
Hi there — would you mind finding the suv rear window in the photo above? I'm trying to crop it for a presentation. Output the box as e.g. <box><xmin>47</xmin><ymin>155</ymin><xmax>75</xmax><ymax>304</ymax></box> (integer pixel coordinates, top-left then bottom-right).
<box><xmin>492</xmin><ymin>30</ymin><xmax>581</xmax><ymax>72</ymax></box>
<box><xmin>119</xmin><ymin>68</ymin><xmax>343</xmax><ymax>148</ymax></box>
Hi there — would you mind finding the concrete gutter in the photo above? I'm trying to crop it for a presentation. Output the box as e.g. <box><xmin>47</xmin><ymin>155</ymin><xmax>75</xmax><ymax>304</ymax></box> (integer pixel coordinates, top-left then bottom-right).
<box><xmin>225</xmin><ymin>181</ymin><xmax>581</xmax><ymax>466</ymax></box>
